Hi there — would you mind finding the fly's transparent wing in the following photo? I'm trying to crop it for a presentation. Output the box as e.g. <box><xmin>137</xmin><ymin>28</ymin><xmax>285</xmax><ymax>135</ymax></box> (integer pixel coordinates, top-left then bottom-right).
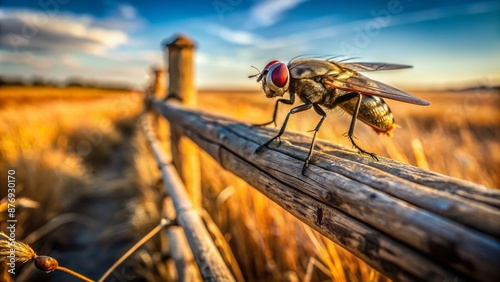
<box><xmin>289</xmin><ymin>58</ymin><xmax>412</xmax><ymax>78</ymax></box>
<box><xmin>340</xmin><ymin>62</ymin><xmax>413</xmax><ymax>72</ymax></box>
<box><xmin>323</xmin><ymin>73</ymin><xmax>430</xmax><ymax>105</ymax></box>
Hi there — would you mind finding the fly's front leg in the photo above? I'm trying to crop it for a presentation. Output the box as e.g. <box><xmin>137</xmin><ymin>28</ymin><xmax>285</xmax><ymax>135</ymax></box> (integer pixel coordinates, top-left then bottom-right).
<box><xmin>302</xmin><ymin>104</ymin><xmax>326</xmax><ymax>174</ymax></box>
<box><xmin>255</xmin><ymin>101</ymin><xmax>312</xmax><ymax>154</ymax></box>
<box><xmin>253</xmin><ymin>93</ymin><xmax>295</xmax><ymax>127</ymax></box>
<box><xmin>347</xmin><ymin>93</ymin><xmax>379</xmax><ymax>160</ymax></box>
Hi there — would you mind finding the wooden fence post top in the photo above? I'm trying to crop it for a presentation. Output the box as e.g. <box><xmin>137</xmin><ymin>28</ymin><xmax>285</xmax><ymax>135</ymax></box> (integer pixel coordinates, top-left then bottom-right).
<box><xmin>165</xmin><ymin>34</ymin><xmax>196</xmax><ymax>49</ymax></box>
<box><xmin>150</xmin><ymin>66</ymin><xmax>165</xmax><ymax>75</ymax></box>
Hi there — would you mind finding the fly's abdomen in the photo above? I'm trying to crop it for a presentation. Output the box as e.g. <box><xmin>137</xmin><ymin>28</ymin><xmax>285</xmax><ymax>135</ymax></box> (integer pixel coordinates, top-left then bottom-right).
<box><xmin>339</xmin><ymin>95</ymin><xmax>397</xmax><ymax>137</ymax></box>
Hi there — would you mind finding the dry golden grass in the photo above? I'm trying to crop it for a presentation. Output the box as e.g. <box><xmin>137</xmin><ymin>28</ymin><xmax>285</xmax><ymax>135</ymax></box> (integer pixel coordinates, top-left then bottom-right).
<box><xmin>1</xmin><ymin>86</ymin><xmax>498</xmax><ymax>281</ymax></box>
<box><xmin>0</xmin><ymin>88</ymin><xmax>141</xmax><ymax>236</ymax></box>
<box><xmin>194</xmin><ymin>88</ymin><xmax>499</xmax><ymax>281</ymax></box>
<box><xmin>0</xmin><ymin>87</ymin><xmax>144</xmax><ymax>280</ymax></box>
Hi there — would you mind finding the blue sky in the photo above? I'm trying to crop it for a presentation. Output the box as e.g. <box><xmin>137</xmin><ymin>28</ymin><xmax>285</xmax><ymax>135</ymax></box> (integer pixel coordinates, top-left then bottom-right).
<box><xmin>0</xmin><ymin>0</ymin><xmax>499</xmax><ymax>90</ymax></box>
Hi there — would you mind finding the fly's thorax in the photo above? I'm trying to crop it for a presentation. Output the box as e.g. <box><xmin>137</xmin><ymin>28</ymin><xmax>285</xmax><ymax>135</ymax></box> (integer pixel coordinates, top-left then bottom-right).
<box><xmin>339</xmin><ymin>95</ymin><xmax>396</xmax><ymax>134</ymax></box>
<box><xmin>289</xmin><ymin>58</ymin><xmax>342</xmax><ymax>79</ymax></box>
<box><xmin>290</xmin><ymin>77</ymin><xmax>328</xmax><ymax>103</ymax></box>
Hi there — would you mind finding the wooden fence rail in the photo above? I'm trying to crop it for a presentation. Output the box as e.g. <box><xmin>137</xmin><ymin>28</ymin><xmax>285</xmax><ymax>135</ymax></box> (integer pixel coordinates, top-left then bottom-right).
<box><xmin>141</xmin><ymin>114</ymin><xmax>236</xmax><ymax>281</ymax></box>
<box><xmin>151</xmin><ymin>98</ymin><xmax>500</xmax><ymax>282</ymax></box>
<box><xmin>146</xmin><ymin>34</ymin><xmax>500</xmax><ymax>282</ymax></box>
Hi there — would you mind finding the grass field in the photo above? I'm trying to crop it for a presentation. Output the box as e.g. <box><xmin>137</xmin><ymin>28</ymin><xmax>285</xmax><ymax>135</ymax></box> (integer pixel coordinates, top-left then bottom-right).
<box><xmin>0</xmin><ymin>86</ymin><xmax>498</xmax><ymax>281</ymax></box>
<box><xmin>0</xmin><ymin>88</ymin><xmax>143</xmax><ymax>280</ymax></box>
<box><xmin>196</xmin><ymin>88</ymin><xmax>499</xmax><ymax>281</ymax></box>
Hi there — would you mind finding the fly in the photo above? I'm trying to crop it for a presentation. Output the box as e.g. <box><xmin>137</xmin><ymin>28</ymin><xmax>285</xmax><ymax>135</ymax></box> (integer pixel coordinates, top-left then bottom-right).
<box><xmin>249</xmin><ymin>57</ymin><xmax>430</xmax><ymax>174</ymax></box>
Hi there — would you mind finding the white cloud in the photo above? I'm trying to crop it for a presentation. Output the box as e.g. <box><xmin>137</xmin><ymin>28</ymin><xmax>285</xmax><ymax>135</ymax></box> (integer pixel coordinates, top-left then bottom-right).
<box><xmin>60</xmin><ymin>54</ymin><xmax>81</xmax><ymax>69</ymax></box>
<box><xmin>118</xmin><ymin>4</ymin><xmax>137</xmax><ymax>19</ymax></box>
<box><xmin>240</xmin><ymin>1</ymin><xmax>500</xmax><ymax>50</ymax></box>
<box><xmin>196</xmin><ymin>52</ymin><xmax>210</xmax><ymax>65</ymax></box>
<box><xmin>208</xmin><ymin>25</ymin><xmax>263</xmax><ymax>45</ymax></box>
<box><xmin>0</xmin><ymin>5</ymin><xmax>153</xmax><ymax>88</ymax></box>
<box><xmin>0</xmin><ymin>10</ymin><xmax>128</xmax><ymax>54</ymax></box>
<box><xmin>249</xmin><ymin>0</ymin><xmax>309</xmax><ymax>28</ymax></box>
<box><xmin>94</xmin><ymin>4</ymin><xmax>146</xmax><ymax>31</ymax></box>
<box><xmin>389</xmin><ymin>1</ymin><xmax>499</xmax><ymax>26</ymax></box>
<box><xmin>0</xmin><ymin>52</ymin><xmax>53</xmax><ymax>69</ymax></box>
<box><xmin>137</xmin><ymin>50</ymin><xmax>162</xmax><ymax>63</ymax></box>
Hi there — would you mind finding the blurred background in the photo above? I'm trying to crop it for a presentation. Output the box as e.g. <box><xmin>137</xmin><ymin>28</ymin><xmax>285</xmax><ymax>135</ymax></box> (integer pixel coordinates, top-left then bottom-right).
<box><xmin>1</xmin><ymin>0</ymin><xmax>499</xmax><ymax>90</ymax></box>
<box><xmin>0</xmin><ymin>0</ymin><xmax>499</xmax><ymax>281</ymax></box>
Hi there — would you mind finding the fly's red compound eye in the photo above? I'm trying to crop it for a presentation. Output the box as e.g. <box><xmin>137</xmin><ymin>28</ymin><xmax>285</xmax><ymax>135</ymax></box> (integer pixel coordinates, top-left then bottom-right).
<box><xmin>266</xmin><ymin>62</ymin><xmax>289</xmax><ymax>90</ymax></box>
<box><xmin>263</xmin><ymin>60</ymin><xmax>280</xmax><ymax>71</ymax></box>
<box><xmin>256</xmin><ymin>60</ymin><xmax>281</xmax><ymax>82</ymax></box>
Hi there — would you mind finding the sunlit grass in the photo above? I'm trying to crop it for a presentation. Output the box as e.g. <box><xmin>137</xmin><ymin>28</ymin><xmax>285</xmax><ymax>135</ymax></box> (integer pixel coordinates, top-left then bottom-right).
<box><xmin>0</xmin><ymin>89</ymin><xmax>141</xmax><ymax>237</ymax></box>
<box><xmin>1</xmin><ymin>86</ymin><xmax>497</xmax><ymax>281</ymax></box>
<box><xmin>194</xmin><ymin>89</ymin><xmax>499</xmax><ymax>281</ymax></box>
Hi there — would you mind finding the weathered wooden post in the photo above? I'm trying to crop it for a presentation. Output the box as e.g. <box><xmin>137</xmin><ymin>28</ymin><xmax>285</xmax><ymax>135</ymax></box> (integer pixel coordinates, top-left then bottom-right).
<box><xmin>151</xmin><ymin>66</ymin><xmax>166</xmax><ymax>98</ymax></box>
<box><xmin>164</xmin><ymin>34</ymin><xmax>201</xmax><ymax>208</ymax></box>
<box><xmin>147</xmin><ymin>67</ymin><xmax>165</xmax><ymax>137</ymax></box>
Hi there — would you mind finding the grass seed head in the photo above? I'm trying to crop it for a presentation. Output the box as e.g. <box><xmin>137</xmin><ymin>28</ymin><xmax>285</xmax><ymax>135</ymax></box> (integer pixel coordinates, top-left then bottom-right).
<box><xmin>34</xmin><ymin>255</ymin><xmax>59</xmax><ymax>272</ymax></box>
<box><xmin>0</xmin><ymin>231</ymin><xmax>37</xmax><ymax>263</ymax></box>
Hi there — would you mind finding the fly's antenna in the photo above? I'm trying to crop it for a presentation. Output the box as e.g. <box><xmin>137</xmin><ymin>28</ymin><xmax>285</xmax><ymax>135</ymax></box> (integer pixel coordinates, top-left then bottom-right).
<box><xmin>248</xmin><ymin>65</ymin><xmax>261</xmax><ymax>78</ymax></box>
<box><xmin>249</xmin><ymin>65</ymin><xmax>268</xmax><ymax>83</ymax></box>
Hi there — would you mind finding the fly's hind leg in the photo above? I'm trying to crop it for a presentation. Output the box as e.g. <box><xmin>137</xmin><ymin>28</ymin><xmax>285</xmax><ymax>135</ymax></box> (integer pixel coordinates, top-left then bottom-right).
<box><xmin>346</xmin><ymin>93</ymin><xmax>379</xmax><ymax>161</ymax></box>
<box><xmin>302</xmin><ymin>104</ymin><xmax>326</xmax><ymax>174</ymax></box>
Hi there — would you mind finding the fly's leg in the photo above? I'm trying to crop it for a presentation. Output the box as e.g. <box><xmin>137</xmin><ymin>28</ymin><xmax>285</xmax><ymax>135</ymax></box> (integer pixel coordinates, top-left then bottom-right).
<box><xmin>330</xmin><ymin>91</ymin><xmax>359</xmax><ymax>108</ymax></box>
<box><xmin>330</xmin><ymin>91</ymin><xmax>378</xmax><ymax>160</ymax></box>
<box><xmin>302</xmin><ymin>104</ymin><xmax>326</xmax><ymax>174</ymax></box>
<box><xmin>347</xmin><ymin>93</ymin><xmax>379</xmax><ymax>161</ymax></box>
<box><xmin>253</xmin><ymin>93</ymin><xmax>295</xmax><ymax>127</ymax></box>
<box><xmin>255</xmin><ymin>102</ymin><xmax>312</xmax><ymax>154</ymax></box>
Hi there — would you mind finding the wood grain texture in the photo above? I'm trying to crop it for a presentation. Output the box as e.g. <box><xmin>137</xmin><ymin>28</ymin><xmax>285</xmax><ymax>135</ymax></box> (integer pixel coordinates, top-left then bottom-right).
<box><xmin>152</xmin><ymin>99</ymin><xmax>500</xmax><ymax>282</ymax></box>
<box><xmin>162</xmin><ymin>197</ymin><xmax>202</xmax><ymax>281</ymax></box>
<box><xmin>142</xmin><ymin>115</ymin><xmax>236</xmax><ymax>282</ymax></box>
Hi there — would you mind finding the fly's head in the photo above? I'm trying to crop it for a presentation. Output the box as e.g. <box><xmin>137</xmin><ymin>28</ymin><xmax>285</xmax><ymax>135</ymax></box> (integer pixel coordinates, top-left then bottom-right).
<box><xmin>250</xmin><ymin>60</ymin><xmax>290</xmax><ymax>98</ymax></box>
